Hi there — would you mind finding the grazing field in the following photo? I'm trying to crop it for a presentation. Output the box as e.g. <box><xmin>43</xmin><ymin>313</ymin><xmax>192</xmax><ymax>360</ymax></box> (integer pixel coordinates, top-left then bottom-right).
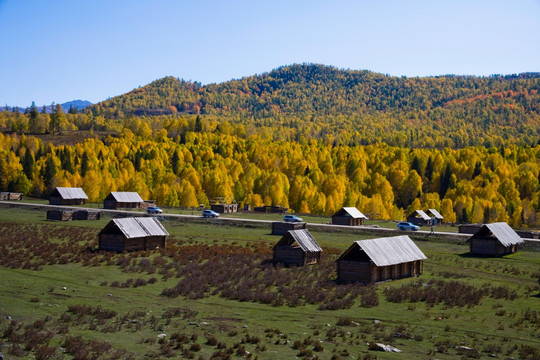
<box><xmin>0</xmin><ymin>207</ymin><xmax>539</xmax><ymax>360</ymax></box>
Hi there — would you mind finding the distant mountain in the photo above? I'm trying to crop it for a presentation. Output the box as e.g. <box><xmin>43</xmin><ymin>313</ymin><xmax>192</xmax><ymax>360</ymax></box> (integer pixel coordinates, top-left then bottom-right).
<box><xmin>0</xmin><ymin>100</ymin><xmax>92</xmax><ymax>113</ymax></box>
<box><xmin>87</xmin><ymin>64</ymin><xmax>540</xmax><ymax>146</ymax></box>
<box><xmin>89</xmin><ymin>64</ymin><xmax>540</xmax><ymax>118</ymax></box>
<box><xmin>61</xmin><ymin>100</ymin><xmax>92</xmax><ymax>111</ymax></box>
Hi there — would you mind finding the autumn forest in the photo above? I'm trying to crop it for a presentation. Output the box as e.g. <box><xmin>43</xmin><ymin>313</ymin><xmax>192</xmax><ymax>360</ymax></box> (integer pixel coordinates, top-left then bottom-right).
<box><xmin>1</xmin><ymin>64</ymin><xmax>539</xmax><ymax>226</ymax></box>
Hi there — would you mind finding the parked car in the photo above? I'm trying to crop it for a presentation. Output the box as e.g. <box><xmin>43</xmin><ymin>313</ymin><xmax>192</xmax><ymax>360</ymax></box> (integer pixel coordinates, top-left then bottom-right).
<box><xmin>146</xmin><ymin>206</ymin><xmax>163</xmax><ymax>214</ymax></box>
<box><xmin>202</xmin><ymin>210</ymin><xmax>220</xmax><ymax>218</ymax></box>
<box><xmin>283</xmin><ymin>214</ymin><xmax>303</xmax><ymax>222</ymax></box>
<box><xmin>397</xmin><ymin>221</ymin><xmax>419</xmax><ymax>231</ymax></box>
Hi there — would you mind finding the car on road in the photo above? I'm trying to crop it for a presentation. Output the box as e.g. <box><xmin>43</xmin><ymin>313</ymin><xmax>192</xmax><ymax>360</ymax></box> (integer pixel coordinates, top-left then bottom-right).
<box><xmin>202</xmin><ymin>209</ymin><xmax>220</xmax><ymax>218</ymax></box>
<box><xmin>283</xmin><ymin>214</ymin><xmax>303</xmax><ymax>222</ymax></box>
<box><xmin>146</xmin><ymin>206</ymin><xmax>163</xmax><ymax>214</ymax></box>
<box><xmin>397</xmin><ymin>221</ymin><xmax>419</xmax><ymax>231</ymax></box>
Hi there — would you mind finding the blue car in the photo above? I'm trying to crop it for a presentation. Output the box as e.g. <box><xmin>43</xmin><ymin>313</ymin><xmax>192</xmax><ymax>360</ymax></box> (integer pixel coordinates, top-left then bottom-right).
<box><xmin>202</xmin><ymin>210</ymin><xmax>220</xmax><ymax>218</ymax></box>
<box><xmin>146</xmin><ymin>206</ymin><xmax>163</xmax><ymax>214</ymax></box>
<box><xmin>283</xmin><ymin>214</ymin><xmax>303</xmax><ymax>222</ymax></box>
<box><xmin>397</xmin><ymin>221</ymin><xmax>419</xmax><ymax>231</ymax></box>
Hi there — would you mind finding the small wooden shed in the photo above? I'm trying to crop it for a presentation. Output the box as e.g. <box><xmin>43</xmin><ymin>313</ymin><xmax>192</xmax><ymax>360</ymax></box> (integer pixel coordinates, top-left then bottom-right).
<box><xmin>0</xmin><ymin>192</ymin><xmax>23</xmax><ymax>200</ymax></box>
<box><xmin>406</xmin><ymin>210</ymin><xmax>431</xmax><ymax>226</ymax></box>
<box><xmin>468</xmin><ymin>222</ymin><xmax>524</xmax><ymax>256</ymax></box>
<box><xmin>271</xmin><ymin>221</ymin><xmax>306</xmax><ymax>235</ymax></box>
<box><xmin>427</xmin><ymin>208</ymin><xmax>444</xmax><ymax>224</ymax></box>
<box><xmin>98</xmin><ymin>217</ymin><xmax>169</xmax><ymax>252</ymax></box>
<box><xmin>47</xmin><ymin>209</ymin><xmax>74</xmax><ymax>221</ymax></box>
<box><xmin>103</xmin><ymin>192</ymin><xmax>144</xmax><ymax>209</ymax></box>
<box><xmin>210</xmin><ymin>203</ymin><xmax>238</xmax><ymax>213</ymax></box>
<box><xmin>336</xmin><ymin>236</ymin><xmax>427</xmax><ymax>284</ymax></box>
<box><xmin>49</xmin><ymin>187</ymin><xmax>88</xmax><ymax>205</ymax></box>
<box><xmin>73</xmin><ymin>210</ymin><xmax>101</xmax><ymax>220</ymax></box>
<box><xmin>273</xmin><ymin>229</ymin><xmax>322</xmax><ymax>266</ymax></box>
<box><xmin>332</xmin><ymin>207</ymin><xmax>368</xmax><ymax>226</ymax></box>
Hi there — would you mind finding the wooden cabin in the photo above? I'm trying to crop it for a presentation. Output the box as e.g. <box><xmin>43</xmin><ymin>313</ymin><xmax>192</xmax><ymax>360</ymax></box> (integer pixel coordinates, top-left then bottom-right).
<box><xmin>427</xmin><ymin>208</ymin><xmax>444</xmax><ymax>224</ymax></box>
<box><xmin>210</xmin><ymin>203</ymin><xmax>238</xmax><ymax>213</ymax></box>
<box><xmin>406</xmin><ymin>210</ymin><xmax>431</xmax><ymax>226</ymax></box>
<box><xmin>103</xmin><ymin>192</ymin><xmax>144</xmax><ymax>209</ymax></box>
<box><xmin>332</xmin><ymin>207</ymin><xmax>367</xmax><ymax>226</ymax></box>
<box><xmin>0</xmin><ymin>192</ymin><xmax>23</xmax><ymax>201</ymax></box>
<box><xmin>271</xmin><ymin>221</ymin><xmax>306</xmax><ymax>235</ymax></box>
<box><xmin>273</xmin><ymin>229</ymin><xmax>322</xmax><ymax>266</ymax></box>
<box><xmin>468</xmin><ymin>222</ymin><xmax>524</xmax><ymax>256</ymax></box>
<box><xmin>336</xmin><ymin>236</ymin><xmax>427</xmax><ymax>284</ymax></box>
<box><xmin>47</xmin><ymin>209</ymin><xmax>74</xmax><ymax>221</ymax></box>
<box><xmin>49</xmin><ymin>187</ymin><xmax>88</xmax><ymax>205</ymax></box>
<box><xmin>98</xmin><ymin>217</ymin><xmax>169</xmax><ymax>252</ymax></box>
<box><xmin>254</xmin><ymin>205</ymin><xmax>288</xmax><ymax>213</ymax></box>
<box><xmin>73</xmin><ymin>210</ymin><xmax>101</xmax><ymax>220</ymax></box>
<box><xmin>458</xmin><ymin>223</ymin><xmax>483</xmax><ymax>234</ymax></box>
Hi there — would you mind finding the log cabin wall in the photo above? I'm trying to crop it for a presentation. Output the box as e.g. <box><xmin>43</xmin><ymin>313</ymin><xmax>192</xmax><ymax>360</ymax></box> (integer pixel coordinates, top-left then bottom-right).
<box><xmin>337</xmin><ymin>260</ymin><xmax>371</xmax><ymax>283</ymax></box>
<box><xmin>273</xmin><ymin>247</ymin><xmax>305</xmax><ymax>266</ymax></box>
<box><xmin>99</xmin><ymin>234</ymin><xmax>125</xmax><ymax>252</ymax></box>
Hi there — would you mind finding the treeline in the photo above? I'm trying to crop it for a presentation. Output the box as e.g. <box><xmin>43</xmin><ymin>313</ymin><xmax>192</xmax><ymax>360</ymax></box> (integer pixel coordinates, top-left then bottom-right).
<box><xmin>86</xmin><ymin>64</ymin><xmax>540</xmax><ymax>148</ymax></box>
<box><xmin>0</xmin><ymin>103</ymin><xmax>119</xmax><ymax>135</ymax></box>
<box><xmin>1</xmin><ymin>117</ymin><xmax>538</xmax><ymax>226</ymax></box>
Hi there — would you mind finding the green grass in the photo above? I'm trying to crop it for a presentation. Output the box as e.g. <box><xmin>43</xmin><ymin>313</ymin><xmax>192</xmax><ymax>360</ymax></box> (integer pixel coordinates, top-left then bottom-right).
<box><xmin>0</xmin><ymin>207</ymin><xmax>539</xmax><ymax>360</ymax></box>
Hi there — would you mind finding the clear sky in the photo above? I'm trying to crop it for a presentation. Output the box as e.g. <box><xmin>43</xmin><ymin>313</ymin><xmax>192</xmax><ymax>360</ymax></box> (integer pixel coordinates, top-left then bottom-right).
<box><xmin>1</xmin><ymin>0</ymin><xmax>539</xmax><ymax>107</ymax></box>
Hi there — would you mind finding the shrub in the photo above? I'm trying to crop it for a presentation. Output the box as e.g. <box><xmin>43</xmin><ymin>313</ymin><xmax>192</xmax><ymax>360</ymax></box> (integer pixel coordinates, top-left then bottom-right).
<box><xmin>206</xmin><ymin>336</ymin><xmax>218</xmax><ymax>346</ymax></box>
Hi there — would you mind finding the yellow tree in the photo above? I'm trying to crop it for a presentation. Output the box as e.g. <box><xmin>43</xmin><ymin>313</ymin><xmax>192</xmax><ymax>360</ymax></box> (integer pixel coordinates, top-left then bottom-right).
<box><xmin>440</xmin><ymin>198</ymin><xmax>456</xmax><ymax>223</ymax></box>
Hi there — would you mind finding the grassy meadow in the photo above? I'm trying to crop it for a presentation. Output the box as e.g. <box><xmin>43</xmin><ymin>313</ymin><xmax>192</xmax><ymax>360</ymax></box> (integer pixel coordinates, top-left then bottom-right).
<box><xmin>0</xmin><ymin>206</ymin><xmax>539</xmax><ymax>360</ymax></box>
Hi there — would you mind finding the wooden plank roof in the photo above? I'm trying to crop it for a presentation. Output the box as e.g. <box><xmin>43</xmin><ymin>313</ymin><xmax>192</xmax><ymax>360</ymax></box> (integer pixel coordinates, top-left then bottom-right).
<box><xmin>273</xmin><ymin>229</ymin><xmax>322</xmax><ymax>253</ymax></box>
<box><xmin>101</xmin><ymin>217</ymin><xmax>169</xmax><ymax>239</ymax></box>
<box><xmin>409</xmin><ymin>210</ymin><xmax>431</xmax><ymax>221</ymax></box>
<box><xmin>106</xmin><ymin>192</ymin><xmax>144</xmax><ymax>203</ymax></box>
<box><xmin>338</xmin><ymin>236</ymin><xmax>427</xmax><ymax>266</ymax></box>
<box><xmin>428</xmin><ymin>208</ymin><xmax>444</xmax><ymax>220</ymax></box>
<box><xmin>53</xmin><ymin>187</ymin><xmax>88</xmax><ymax>199</ymax></box>
<box><xmin>333</xmin><ymin>207</ymin><xmax>367</xmax><ymax>219</ymax></box>
<box><xmin>471</xmin><ymin>222</ymin><xmax>524</xmax><ymax>247</ymax></box>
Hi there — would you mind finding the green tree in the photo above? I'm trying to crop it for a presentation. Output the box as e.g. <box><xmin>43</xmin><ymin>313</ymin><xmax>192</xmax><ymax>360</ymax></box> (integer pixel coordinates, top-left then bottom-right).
<box><xmin>28</xmin><ymin>101</ymin><xmax>39</xmax><ymax>133</ymax></box>
<box><xmin>49</xmin><ymin>103</ymin><xmax>65</xmax><ymax>134</ymax></box>
<box><xmin>22</xmin><ymin>150</ymin><xmax>35</xmax><ymax>180</ymax></box>
<box><xmin>41</xmin><ymin>156</ymin><xmax>57</xmax><ymax>193</ymax></box>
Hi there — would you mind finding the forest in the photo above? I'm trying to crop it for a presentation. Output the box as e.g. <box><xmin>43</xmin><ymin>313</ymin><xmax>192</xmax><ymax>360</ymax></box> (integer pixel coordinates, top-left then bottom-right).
<box><xmin>0</xmin><ymin>113</ymin><xmax>539</xmax><ymax>227</ymax></box>
<box><xmin>0</xmin><ymin>64</ymin><xmax>539</xmax><ymax>227</ymax></box>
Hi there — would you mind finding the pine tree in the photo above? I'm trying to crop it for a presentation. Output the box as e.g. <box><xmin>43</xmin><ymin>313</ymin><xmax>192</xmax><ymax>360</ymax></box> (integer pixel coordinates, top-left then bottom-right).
<box><xmin>28</xmin><ymin>101</ymin><xmax>39</xmax><ymax>133</ymax></box>
<box><xmin>439</xmin><ymin>164</ymin><xmax>452</xmax><ymax>198</ymax></box>
<box><xmin>22</xmin><ymin>151</ymin><xmax>35</xmax><ymax>180</ymax></box>
<box><xmin>194</xmin><ymin>115</ymin><xmax>202</xmax><ymax>133</ymax></box>
<box><xmin>41</xmin><ymin>156</ymin><xmax>57</xmax><ymax>193</ymax></box>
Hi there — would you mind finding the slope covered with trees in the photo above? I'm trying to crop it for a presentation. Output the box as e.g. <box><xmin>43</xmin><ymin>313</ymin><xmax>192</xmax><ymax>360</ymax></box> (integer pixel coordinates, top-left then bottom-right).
<box><xmin>89</xmin><ymin>64</ymin><xmax>540</xmax><ymax>147</ymax></box>
<box><xmin>1</xmin><ymin>117</ymin><xmax>539</xmax><ymax>227</ymax></box>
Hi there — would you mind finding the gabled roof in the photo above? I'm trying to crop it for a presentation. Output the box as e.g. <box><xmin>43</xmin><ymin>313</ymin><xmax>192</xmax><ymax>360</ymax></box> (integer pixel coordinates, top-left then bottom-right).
<box><xmin>333</xmin><ymin>207</ymin><xmax>367</xmax><ymax>219</ymax></box>
<box><xmin>428</xmin><ymin>209</ymin><xmax>444</xmax><ymax>220</ymax></box>
<box><xmin>106</xmin><ymin>192</ymin><xmax>144</xmax><ymax>203</ymax></box>
<box><xmin>273</xmin><ymin>229</ymin><xmax>322</xmax><ymax>253</ymax></box>
<box><xmin>408</xmin><ymin>210</ymin><xmax>431</xmax><ymax>221</ymax></box>
<box><xmin>338</xmin><ymin>236</ymin><xmax>427</xmax><ymax>267</ymax></box>
<box><xmin>52</xmin><ymin>187</ymin><xmax>88</xmax><ymax>200</ymax></box>
<box><xmin>471</xmin><ymin>222</ymin><xmax>524</xmax><ymax>247</ymax></box>
<box><xmin>100</xmin><ymin>217</ymin><xmax>169</xmax><ymax>239</ymax></box>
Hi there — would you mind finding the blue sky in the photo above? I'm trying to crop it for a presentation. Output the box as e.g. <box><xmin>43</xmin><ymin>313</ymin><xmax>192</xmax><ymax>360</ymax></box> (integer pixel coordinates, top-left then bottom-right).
<box><xmin>1</xmin><ymin>0</ymin><xmax>539</xmax><ymax>107</ymax></box>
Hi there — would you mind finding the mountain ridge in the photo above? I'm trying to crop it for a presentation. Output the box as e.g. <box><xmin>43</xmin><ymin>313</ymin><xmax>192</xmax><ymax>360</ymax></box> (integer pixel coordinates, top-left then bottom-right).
<box><xmin>85</xmin><ymin>64</ymin><xmax>540</xmax><ymax>147</ymax></box>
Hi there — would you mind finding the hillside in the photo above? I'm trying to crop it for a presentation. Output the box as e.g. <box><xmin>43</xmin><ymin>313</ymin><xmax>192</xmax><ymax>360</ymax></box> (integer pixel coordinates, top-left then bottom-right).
<box><xmin>88</xmin><ymin>64</ymin><xmax>540</xmax><ymax>147</ymax></box>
